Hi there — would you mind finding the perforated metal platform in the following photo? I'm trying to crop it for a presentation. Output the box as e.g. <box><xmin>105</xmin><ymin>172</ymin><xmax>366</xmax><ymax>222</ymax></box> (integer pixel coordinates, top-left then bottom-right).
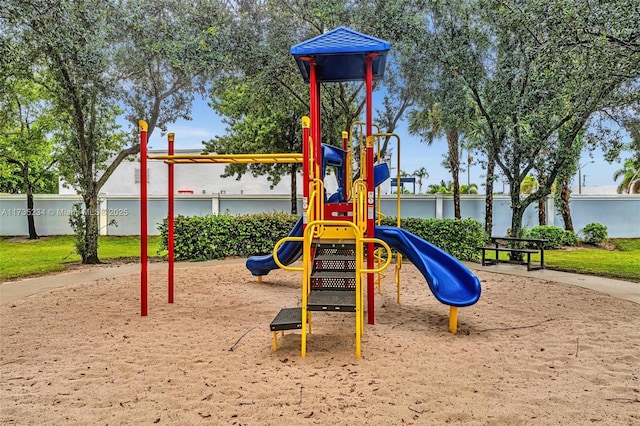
<box><xmin>307</xmin><ymin>290</ymin><xmax>356</xmax><ymax>312</ymax></box>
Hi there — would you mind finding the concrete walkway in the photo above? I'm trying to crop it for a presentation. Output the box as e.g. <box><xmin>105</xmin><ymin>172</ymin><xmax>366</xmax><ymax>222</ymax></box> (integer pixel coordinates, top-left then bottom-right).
<box><xmin>1</xmin><ymin>259</ymin><xmax>638</xmax><ymax>306</ymax></box>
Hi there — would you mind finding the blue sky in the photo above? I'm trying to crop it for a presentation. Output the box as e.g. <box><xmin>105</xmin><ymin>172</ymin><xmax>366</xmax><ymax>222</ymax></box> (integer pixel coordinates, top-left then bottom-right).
<box><xmin>144</xmin><ymin>95</ymin><xmax>626</xmax><ymax>193</ymax></box>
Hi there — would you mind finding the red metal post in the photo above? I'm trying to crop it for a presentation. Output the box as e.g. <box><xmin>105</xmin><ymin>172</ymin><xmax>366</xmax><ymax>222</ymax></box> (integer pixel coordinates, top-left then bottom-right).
<box><xmin>139</xmin><ymin>120</ymin><xmax>148</xmax><ymax>316</ymax></box>
<box><xmin>308</xmin><ymin>59</ymin><xmax>321</xmax><ymax>179</ymax></box>
<box><xmin>365</xmin><ymin>54</ymin><xmax>376</xmax><ymax>325</ymax></box>
<box><xmin>168</xmin><ymin>133</ymin><xmax>175</xmax><ymax>304</ymax></box>
<box><xmin>302</xmin><ymin>117</ymin><xmax>310</xmax><ymax>228</ymax></box>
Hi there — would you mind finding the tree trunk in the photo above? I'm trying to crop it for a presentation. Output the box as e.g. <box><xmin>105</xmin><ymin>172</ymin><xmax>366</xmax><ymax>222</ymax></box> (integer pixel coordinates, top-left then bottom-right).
<box><xmin>290</xmin><ymin>163</ymin><xmax>298</xmax><ymax>215</ymax></box>
<box><xmin>484</xmin><ymin>156</ymin><xmax>495</xmax><ymax>235</ymax></box>
<box><xmin>509</xmin><ymin>186</ymin><xmax>526</xmax><ymax>261</ymax></box>
<box><xmin>537</xmin><ymin>170</ymin><xmax>547</xmax><ymax>226</ymax></box>
<box><xmin>559</xmin><ymin>179</ymin><xmax>574</xmax><ymax>231</ymax></box>
<box><xmin>23</xmin><ymin>165</ymin><xmax>38</xmax><ymax>239</ymax></box>
<box><xmin>538</xmin><ymin>198</ymin><xmax>547</xmax><ymax>226</ymax></box>
<box><xmin>446</xmin><ymin>130</ymin><xmax>461</xmax><ymax>219</ymax></box>
<box><xmin>83</xmin><ymin>189</ymin><xmax>101</xmax><ymax>264</ymax></box>
<box><xmin>26</xmin><ymin>191</ymin><xmax>38</xmax><ymax>240</ymax></box>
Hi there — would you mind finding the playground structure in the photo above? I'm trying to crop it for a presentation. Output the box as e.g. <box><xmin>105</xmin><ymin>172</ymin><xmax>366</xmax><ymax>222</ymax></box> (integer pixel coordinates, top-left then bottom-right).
<box><xmin>138</xmin><ymin>27</ymin><xmax>481</xmax><ymax>359</ymax></box>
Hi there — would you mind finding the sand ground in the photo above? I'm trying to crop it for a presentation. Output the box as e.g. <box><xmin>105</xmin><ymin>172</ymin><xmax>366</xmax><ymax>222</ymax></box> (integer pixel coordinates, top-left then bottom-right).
<box><xmin>1</xmin><ymin>263</ymin><xmax>639</xmax><ymax>425</ymax></box>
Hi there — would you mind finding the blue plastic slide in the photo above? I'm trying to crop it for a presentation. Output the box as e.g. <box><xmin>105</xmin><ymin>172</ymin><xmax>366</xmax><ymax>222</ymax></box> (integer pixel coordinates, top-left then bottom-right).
<box><xmin>246</xmin><ymin>217</ymin><xmax>304</xmax><ymax>276</ymax></box>
<box><xmin>375</xmin><ymin>226</ymin><xmax>481</xmax><ymax>307</ymax></box>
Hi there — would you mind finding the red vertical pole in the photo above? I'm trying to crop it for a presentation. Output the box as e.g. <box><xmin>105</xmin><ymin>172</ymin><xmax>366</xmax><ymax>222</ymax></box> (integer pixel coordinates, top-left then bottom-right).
<box><xmin>315</xmin><ymin>77</ymin><xmax>322</xmax><ymax>170</ymax></box>
<box><xmin>139</xmin><ymin>120</ymin><xmax>148</xmax><ymax>316</ymax></box>
<box><xmin>168</xmin><ymin>133</ymin><xmax>175</xmax><ymax>304</ymax></box>
<box><xmin>302</xmin><ymin>117</ymin><xmax>310</xmax><ymax>229</ymax></box>
<box><xmin>365</xmin><ymin>54</ymin><xmax>376</xmax><ymax>325</ymax></box>
<box><xmin>308</xmin><ymin>59</ymin><xmax>321</xmax><ymax>179</ymax></box>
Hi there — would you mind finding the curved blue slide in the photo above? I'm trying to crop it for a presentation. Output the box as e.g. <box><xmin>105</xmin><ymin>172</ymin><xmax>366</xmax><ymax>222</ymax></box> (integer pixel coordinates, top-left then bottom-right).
<box><xmin>375</xmin><ymin>226</ymin><xmax>481</xmax><ymax>307</ymax></box>
<box><xmin>246</xmin><ymin>217</ymin><xmax>304</xmax><ymax>276</ymax></box>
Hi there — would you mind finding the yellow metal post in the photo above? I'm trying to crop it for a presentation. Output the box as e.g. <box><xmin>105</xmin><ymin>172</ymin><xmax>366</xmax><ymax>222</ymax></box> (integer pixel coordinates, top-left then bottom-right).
<box><xmin>449</xmin><ymin>306</ymin><xmax>458</xmax><ymax>334</ymax></box>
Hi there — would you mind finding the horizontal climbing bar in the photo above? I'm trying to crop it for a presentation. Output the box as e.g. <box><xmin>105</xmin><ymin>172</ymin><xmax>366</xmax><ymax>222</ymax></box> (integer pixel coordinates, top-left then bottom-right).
<box><xmin>147</xmin><ymin>153</ymin><xmax>303</xmax><ymax>164</ymax></box>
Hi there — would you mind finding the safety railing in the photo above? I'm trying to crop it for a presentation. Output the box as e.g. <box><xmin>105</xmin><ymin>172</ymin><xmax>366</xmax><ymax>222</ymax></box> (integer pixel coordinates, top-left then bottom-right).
<box><xmin>272</xmin><ymin>219</ymin><xmax>391</xmax><ymax>359</ymax></box>
<box><xmin>372</xmin><ymin>131</ymin><xmax>403</xmax><ymax>303</ymax></box>
<box><xmin>351</xmin><ymin>179</ymin><xmax>368</xmax><ymax>234</ymax></box>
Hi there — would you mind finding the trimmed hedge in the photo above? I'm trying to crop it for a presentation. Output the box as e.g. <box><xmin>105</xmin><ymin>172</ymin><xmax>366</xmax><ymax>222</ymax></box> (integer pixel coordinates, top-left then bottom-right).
<box><xmin>380</xmin><ymin>217</ymin><xmax>488</xmax><ymax>261</ymax></box>
<box><xmin>159</xmin><ymin>213</ymin><xmax>487</xmax><ymax>262</ymax></box>
<box><xmin>581</xmin><ymin>223</ymin><xmax>608</xmax><ymax>245</ymax></box>
<box><xmin>527</xmin><ymin>226</ymin><xmax>567</xmax><ymax>249</ymax></box>
<box><xmin>158</xmin><ymin>213</ymin><xmax>299</xmax><ymax>261</ymax></box>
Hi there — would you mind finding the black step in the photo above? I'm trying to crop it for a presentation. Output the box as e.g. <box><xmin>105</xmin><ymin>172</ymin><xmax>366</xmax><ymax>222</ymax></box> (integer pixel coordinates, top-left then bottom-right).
<box><xmin>307</xmin><ymin>290</ymin><xmax>356</xmax><ymax>312</ymax></box>
<box><xmin>314</xmin><ymin>252</ymin><xmax>356</xmax><ymax>261</ymax></box>
<box><xmin>313</xmin><ymin>241</ymin><xmax>356</xmax><ymax>249</ymax></box>
<box><xmin>310</xmin><ymin>270</ymin><xmax>356</xmax><ymax>280</ymax></box>
<box><xmin>270</xmin><ymin>307</ymin><xmax>303</xmax><ymax>332</ymax></box>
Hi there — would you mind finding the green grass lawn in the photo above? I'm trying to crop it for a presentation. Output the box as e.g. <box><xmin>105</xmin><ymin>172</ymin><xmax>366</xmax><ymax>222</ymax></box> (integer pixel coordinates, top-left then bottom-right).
<box><xmin>0</xmin><ymin>235</ymin><xmax>162</xmax><ymax>281</ymax></box>
<box><xmin>1</xmin><ymin>235</ymin><xmax>639</xmax><ymax>283</ymax></box>
<box><xmin>546</xmin><ymin>239</ymin><xmax>640</xmax><ymax>282</ymax></box>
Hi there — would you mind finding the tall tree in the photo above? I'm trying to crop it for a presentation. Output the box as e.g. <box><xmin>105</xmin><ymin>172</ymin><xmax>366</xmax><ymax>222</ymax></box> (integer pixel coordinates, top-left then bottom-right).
<box><xmin>2</xmin><ymin>0</ymin><xmax>230</xmax><ymax>262</ymax></box>
<box><xmin>421</xmin><ymin>0</ymin><xmax>640</xmax><ymax>239</ymax></box>
<box><xmin>613</xmin><ymin>159</ymin><xmax>640</xmax><ymax>194</ymax></box>
<box><xmin>204</xmin><ymin>80</ymin><xmax>307</xmax><ymax>213</ymax></box>
<box><xmin>0</xmin><ymin>78</ymin><xmax>59</xmax><ymax>239</ymax></box>
<box><xmin>412</xmin><ymin>167</ymin><xmax>429</xmax><ymax>194</ymax></box>
<box><xmin>3</xmin><ymin>0</ymin><xmax>127</xmax><ymax>261</ymax></box>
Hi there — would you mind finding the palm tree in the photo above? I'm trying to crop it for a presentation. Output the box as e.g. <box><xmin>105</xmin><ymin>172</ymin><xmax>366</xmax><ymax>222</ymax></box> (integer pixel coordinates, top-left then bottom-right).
<box><xmin>427</xmin><ymin>183</ymin><xmax>441</xmax><ymax>194</ymax></box>
<box><xmin>412</xmin><ymin>167</ymin><xmax>429</xmax><ymax>194</ymax></box>
<box><xmin>613</xmin><ymin>159</ymin><xmax>640</xmax><ymax>194</ymax></box>
<box><xmin>408</xmin><ymin>103</ymin><xmax>463</xmax><ymax>218</ymax></box>
<box><xmin>427</xmin><ymin>179</ymin><xmax>453</xmax><ymax>194</ymax></box>
<box><xmin>460</xmin><ymin>183</ymin><xmax>478</xmax><ymax>194</ymax></box>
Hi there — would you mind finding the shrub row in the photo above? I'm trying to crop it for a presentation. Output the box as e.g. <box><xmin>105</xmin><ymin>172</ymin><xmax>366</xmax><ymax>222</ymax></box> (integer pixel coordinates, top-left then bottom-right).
<box><xmin>379</xmin><ymin>217</ymin><xmax>488</xmax><ymax>261</ymax></box>
<box><xmin>524</xmin><ymin>223</ymin><xmax>608</xmax><ymax>248</ymax></box>
<box><xmin>159</xmin><ymin>213</ymin><xmax>488</xmax><ymax>262</ymax></box>
<box><xmin>158</xmin><ymin>213</ymin><xmax>299</xmax><ymax>261</ymax></box>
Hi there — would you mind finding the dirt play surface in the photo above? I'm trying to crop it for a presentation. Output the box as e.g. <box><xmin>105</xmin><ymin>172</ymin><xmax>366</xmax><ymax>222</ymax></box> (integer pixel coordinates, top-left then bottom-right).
<box><xmin>1</xmin><ymin>263</ymin><xmax>639</xmax><ymax>425</ymax></box>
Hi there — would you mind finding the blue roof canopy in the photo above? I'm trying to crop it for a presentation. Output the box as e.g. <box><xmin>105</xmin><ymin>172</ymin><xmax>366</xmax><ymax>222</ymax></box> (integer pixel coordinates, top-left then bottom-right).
<box><xmin>290</xmin><ymin>27</ymin><xmax>390</xmax><ymax>83</ymax></box>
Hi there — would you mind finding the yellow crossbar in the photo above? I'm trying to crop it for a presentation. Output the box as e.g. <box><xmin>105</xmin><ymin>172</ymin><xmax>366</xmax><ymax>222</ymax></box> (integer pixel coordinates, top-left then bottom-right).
<box><xmin>148</xmin><ymin>153</ymin><xmax>303</xmax><ymax>164</ymax></box>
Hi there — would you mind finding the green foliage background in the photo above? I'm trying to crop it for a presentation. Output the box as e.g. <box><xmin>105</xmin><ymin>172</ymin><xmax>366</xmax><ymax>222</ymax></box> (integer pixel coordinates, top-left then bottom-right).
<box><xmin>158</xmin><ymin>213</ymin><xmax>488</xmax><ymax>262</ymax></box>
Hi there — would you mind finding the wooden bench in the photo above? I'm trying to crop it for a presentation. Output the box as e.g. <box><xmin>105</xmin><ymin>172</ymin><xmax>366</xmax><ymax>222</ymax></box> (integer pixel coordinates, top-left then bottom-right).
<box><xmin>478</xmin><ymin>236</ymin><xmax>547</xmax><ymax>271</ymax></box>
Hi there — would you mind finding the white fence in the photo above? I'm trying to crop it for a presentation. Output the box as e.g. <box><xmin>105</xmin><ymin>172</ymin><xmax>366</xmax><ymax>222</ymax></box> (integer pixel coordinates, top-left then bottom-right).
<box><xmin>1</xmin><ymin>193</ymin><xmax>638</xmax><ymax>238</ymax></box>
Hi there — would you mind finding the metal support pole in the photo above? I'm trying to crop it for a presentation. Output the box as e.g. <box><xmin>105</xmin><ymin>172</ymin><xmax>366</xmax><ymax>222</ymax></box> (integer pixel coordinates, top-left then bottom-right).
<box><xmin>168</xmin><ymin>133</ymin><xmax>175</xmax><ymax>304</ymax></box>
<box><xmin>365</xmin><ymin>54</ymin><xmax>376</xmax><ymax>325</ymax></box>
<box><xmin>139</xmin><ymin>120</ymin><xmax>148</xmax><ymax>316</ymax></box>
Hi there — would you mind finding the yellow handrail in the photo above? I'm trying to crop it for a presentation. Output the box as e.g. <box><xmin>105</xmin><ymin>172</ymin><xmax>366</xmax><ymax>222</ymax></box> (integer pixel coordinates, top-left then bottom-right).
<box><xmin>271</xmin><ymin>236</ymin><xmax>305</xmax><ymax>272</ymax></box>
<box><xmin>371</xmin><ymin>132</ymin><xmax>403</xmax><ymax>301</ymax></box>
<box><xmin>307</xmin><ymin>179</ymin><xmax>325</xmax><ymax>237</ymax></box>
<box><xmin>351</xmin><ymin>179</ymin><xmax>367</xmax><ymax>233</ymax></box>
<box><xmin>360</xmin><ymin>238</ymin><xmax>392</xmax><ymax>273</ymax></box>
<box><xmin>296</xmin><ymin>220</ymin><xmax>392</xmax><ymax>359</ymax></box>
